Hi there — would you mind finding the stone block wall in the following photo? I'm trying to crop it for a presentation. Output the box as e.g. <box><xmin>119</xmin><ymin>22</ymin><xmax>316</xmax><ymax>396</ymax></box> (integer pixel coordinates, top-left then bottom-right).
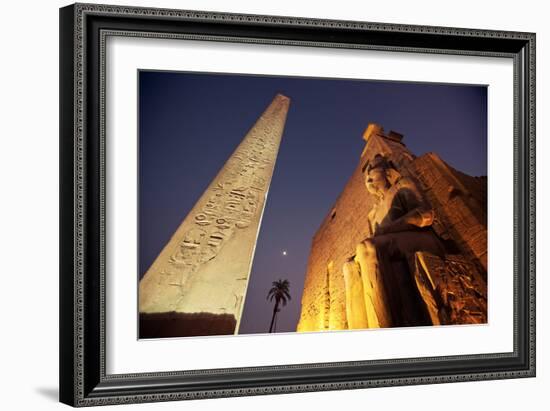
<box><xmin>297</xmin><ymin>125</ymin><xmax>487</xmax><ymax>332</ymax></box>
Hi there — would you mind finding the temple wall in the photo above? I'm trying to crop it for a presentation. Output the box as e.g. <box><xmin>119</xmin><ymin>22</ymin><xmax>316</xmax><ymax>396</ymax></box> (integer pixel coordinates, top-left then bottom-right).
<box><xmin>407</xmin><ymin>153</ymin><xmax>488</xmax><ymax>272</ymax></box>
<box><xmin>297</xmin><ymin>125</ymin><xmax>488</xmax><ymax>332</ymax></box>
<box><xmin>297</xmin><ymin>127</ymin><xmax>413</xmax><ymax>331</ymax></box>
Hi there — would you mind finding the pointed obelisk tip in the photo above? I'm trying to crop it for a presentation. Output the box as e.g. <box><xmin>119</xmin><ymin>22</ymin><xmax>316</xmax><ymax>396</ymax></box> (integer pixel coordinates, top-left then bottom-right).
<box><xmin>275</xmin><ymin>93</ymin><xmax>291</xmax><ymax>103</ymax></box>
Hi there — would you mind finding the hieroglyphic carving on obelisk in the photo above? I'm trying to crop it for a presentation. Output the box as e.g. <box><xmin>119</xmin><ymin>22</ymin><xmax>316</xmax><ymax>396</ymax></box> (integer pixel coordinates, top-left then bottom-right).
<box><xmin>139</xmin><ymin>94</ymin><xmax>290</xmax><ymax>337</ymax></box>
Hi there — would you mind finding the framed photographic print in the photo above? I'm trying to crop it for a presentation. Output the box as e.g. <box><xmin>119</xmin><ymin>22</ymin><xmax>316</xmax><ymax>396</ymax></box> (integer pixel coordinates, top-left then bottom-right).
<box><xmin>59</xmin><ymin>2</ymin><xmax>536</xmax><ymax>407</ymax></box>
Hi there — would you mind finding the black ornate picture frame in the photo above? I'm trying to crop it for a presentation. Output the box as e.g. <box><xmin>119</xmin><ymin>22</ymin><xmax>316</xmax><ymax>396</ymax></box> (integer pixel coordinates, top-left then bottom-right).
<box><xmin>59</xmin><ymin>3</ymin><xmax>535</xmax><ymax>407</ymax></box>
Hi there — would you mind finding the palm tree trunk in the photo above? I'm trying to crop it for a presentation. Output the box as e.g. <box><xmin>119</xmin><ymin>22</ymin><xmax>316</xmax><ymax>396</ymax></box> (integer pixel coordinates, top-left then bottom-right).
<box><xmin>269</xmin><ymin>300</ymin><xmax>280</xmax><ymax>333</ymax></box>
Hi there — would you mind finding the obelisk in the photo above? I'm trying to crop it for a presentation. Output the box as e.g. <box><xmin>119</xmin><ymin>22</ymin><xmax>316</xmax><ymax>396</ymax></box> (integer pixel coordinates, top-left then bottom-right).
<box><xmin>139</xmin><ymin>94</ymin><xmax>290</xmax><ymax>338</ymax></box>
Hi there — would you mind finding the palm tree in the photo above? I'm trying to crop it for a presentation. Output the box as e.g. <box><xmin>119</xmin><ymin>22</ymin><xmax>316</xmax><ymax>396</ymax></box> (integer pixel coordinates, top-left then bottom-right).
<box><xmin>267</xmin><ymin>279</ymin><xmax>291</xmax><ymax>333</ymax></box>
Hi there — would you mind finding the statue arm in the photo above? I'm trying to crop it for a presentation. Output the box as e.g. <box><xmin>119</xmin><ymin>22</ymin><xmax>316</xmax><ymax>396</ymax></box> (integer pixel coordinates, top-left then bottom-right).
<box><xmin>375</xmin><ymin>189</ymin><xmax>434</xmax><ymax>236</ymax></box>
<box><xmin>366</xmin><ymin>209</ymin><xmax>375</xmax><ymax>237</ymax></box>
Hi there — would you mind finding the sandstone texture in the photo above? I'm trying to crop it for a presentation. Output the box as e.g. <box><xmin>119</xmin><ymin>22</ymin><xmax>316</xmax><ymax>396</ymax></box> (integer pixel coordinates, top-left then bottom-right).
<box><xmin>297</xmin><ymin>124</ymin><xmax>487</xmax><ymax>332</ymax></box>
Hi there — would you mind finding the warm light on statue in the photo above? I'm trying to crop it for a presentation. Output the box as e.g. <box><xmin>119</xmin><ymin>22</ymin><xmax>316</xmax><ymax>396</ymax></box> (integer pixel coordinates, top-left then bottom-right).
<box><xmin>297</xmin><ymin>124</ymin><xmax>487</xmax><ymax>332</ymax></box>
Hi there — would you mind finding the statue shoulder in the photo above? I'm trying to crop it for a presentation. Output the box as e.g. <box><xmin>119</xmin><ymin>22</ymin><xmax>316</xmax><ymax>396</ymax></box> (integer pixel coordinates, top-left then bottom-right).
<box><xmin>387</xmin><ymin>176</ymin><xmax>418</xmax><ymax>197</ymax></box>
<box><xmin>394</xmin><ymin>176</ymin><xmax>418</xmax><ymax>190</ymax></box>
<box><xmin>392</xmin><ymin>176</ymin><xmax>430</xmax><ymax>209</ymax></box>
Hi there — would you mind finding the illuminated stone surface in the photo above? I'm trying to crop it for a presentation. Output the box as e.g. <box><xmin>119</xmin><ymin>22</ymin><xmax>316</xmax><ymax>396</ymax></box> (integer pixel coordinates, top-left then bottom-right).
<box><xmin>297</xmin><ymin>124</ymin><xmax>487</xmax><ymax>332</ymax></box>
<box><xmin>139</xmin><ymin>94</ymin><xmax>290</xmax><ymax>337</ymax></box>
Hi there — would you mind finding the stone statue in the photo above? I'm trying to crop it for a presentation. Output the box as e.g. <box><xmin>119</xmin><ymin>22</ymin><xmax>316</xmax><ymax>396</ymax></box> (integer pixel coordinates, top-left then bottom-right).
<box><xmin>343</xmin><ymin>154</ymin><xmax>446</xmax><ymax>329</ymax></box>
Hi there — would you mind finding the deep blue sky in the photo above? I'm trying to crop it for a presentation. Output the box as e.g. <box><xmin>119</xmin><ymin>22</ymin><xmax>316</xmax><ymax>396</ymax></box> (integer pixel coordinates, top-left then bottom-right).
<box><xmin>139</xmin><ymin>70</ymin><xmax>487</xmax><ymax>335</ymax></box>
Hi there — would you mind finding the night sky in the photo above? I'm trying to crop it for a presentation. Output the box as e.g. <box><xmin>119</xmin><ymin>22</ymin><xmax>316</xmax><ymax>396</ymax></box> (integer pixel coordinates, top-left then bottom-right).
<box><xmin>139</xmin><ymin>71</ymin><xmax>487</xmax><ymax>335</ymax></box>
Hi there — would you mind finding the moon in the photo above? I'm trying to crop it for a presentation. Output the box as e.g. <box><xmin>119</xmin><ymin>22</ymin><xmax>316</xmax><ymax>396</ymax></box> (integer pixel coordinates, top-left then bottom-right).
<box><xmin>282</xmin><ymin>250</ymin><xmax>287</xmax><ymax>256</ymax></box>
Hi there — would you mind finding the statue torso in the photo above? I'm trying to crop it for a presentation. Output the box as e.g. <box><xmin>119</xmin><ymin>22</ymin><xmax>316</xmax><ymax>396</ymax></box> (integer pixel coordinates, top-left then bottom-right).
<box><xmin>368</xmin><ymin>177</ymin><xmax>423</xmax><ymax>235</ymax></box>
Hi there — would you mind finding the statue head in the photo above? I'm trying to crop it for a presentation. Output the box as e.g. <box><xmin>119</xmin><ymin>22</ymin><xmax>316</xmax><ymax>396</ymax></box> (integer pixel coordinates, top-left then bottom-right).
<box><xmin>365</xmin><ymin>154</ymin><xmax>400</xmax><ymax>198</ymax></box>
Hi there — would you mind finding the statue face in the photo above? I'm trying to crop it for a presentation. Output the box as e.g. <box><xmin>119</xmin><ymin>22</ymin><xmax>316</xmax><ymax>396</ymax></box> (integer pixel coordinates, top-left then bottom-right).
<box><xmin>365</xmin><ymin>167</ymin><xmax>389</xmax><ymax>196</ymax></box>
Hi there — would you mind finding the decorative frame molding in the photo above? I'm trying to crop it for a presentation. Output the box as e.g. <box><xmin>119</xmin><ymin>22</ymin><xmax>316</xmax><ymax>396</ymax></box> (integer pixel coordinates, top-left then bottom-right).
<box><xmin>59</xmin><ymin>3</ymin><xmax>535</xmax><ymax>407</ymax></box>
